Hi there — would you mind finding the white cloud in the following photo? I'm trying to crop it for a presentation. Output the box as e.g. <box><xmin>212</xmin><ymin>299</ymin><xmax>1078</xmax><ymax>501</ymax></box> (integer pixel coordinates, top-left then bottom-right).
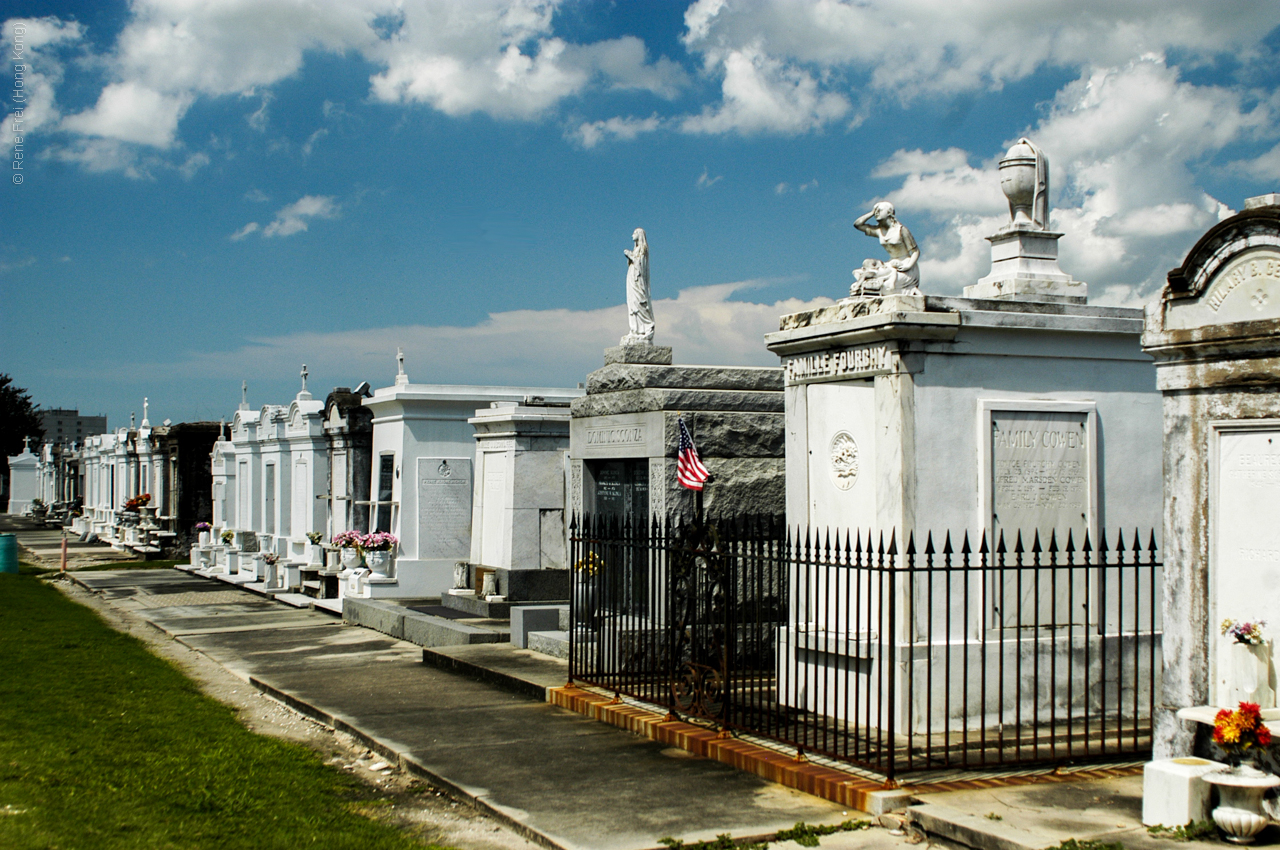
<box><xmin>61</xmin><ymin>82</ymin><xmax>193</xmax><ymax>148</ymax></box>
<box><xmin>29</xmin><ymin>1</ymin><xmax>687</xmax><ymax>172</ymax></box>
<box><xmin>301</xmin><ymin>128</ymin><xmax>328</xmax><ymax>158</ymax></box>
<box><xmin>229</xmin><ymin>222</ymin><xmax>260</xmax><ymax>241</ymax></box>
<box><xmin>680</xmin><ymin>45</ymin><xmax>849</xmax><ymax>135</ymax></box>
<box><xmin>262</xmin><ymin>195</ymin><xmax>340</xmax><ymax>238</ymax></box>
<box><xmin>682</xmin><ymin>0</ymin><xmax>1280</xmax><ymax>99</ymax></box>
<box><xmin>178</xmin><ymin>151</ymin><xmax>209</xmax><ymax>179</ymax></box>
<box><xmin>569</xmin><ymin>114</ymin><xmax>660</xmax><ymax>149</ymax></box>
<box><xmin>869</xmin><ymin>55</ymin><xmax>1271</xmax><ymax>304</ymax></box>
<box><xmin>1</xmin><ymin>17</ymin><xmax>84</xmax><ymax>155</ymax></box>
<box><xmin>146</xmin><ymin>281</ymin><xmax>833</xmax><ymax>387</ymax></box>
<box><xmin>243</xmin><ymin>188</ymin><xmax>270</xmax><ymax>203</ymax></box>
<box><xmin>696</xmin><ymin>167</ymin><xmax>722</xmax><ymax>189</ymax></box>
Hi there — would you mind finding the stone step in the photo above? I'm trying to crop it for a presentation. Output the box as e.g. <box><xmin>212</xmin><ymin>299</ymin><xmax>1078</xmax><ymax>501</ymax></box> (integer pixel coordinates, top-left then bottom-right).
<box><xmin>344</xmin><ymin>597</ymin><xmax>510</xmax><ymax>648</ymax></box>
<box><xmin>527</xmin><ymin>629</ymin><xmax>569</xmax><ymax>659</ymax></box>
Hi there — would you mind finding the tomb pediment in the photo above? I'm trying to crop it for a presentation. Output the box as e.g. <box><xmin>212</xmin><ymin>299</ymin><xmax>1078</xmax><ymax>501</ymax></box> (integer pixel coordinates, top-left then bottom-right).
<box><xmin>1159</xmin><ymin>206</ymin><xmax>1280</xmax><ymax>332</ymax></box>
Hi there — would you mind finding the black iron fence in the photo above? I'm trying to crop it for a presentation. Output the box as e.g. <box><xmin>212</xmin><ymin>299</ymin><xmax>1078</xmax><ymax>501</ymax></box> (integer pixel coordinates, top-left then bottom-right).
<box><xmin>568</xmin><ymin>514</ymin><xmax>1162</xmax><ymax>782</ymax></box>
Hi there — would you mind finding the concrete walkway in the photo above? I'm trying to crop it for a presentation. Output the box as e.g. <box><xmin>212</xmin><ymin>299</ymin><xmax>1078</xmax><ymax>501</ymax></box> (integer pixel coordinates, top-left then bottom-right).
<box><xmin>70</xmin><ymin>568</ymin><xmax>875</xmax><ymax>850</ymax></box>
<box><xmin>9</xmin><ymin>517</ymin><xmax>1219</xmax><ymax>850</ymax></box>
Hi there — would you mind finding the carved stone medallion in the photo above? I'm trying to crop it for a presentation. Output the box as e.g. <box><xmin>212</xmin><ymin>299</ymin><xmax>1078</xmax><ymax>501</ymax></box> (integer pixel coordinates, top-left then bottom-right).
<box><xmin>829</xmin><ymin>431</ymin><xmax>859</xmax><ymax>490</ymax></box>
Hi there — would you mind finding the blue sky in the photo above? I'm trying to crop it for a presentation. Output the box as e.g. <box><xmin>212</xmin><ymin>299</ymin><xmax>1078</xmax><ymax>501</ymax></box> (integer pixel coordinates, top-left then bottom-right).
<box><xmin>4</xmin><ymin>0</ymin><xmax>1280</xmax><ymax>431</ymax></box>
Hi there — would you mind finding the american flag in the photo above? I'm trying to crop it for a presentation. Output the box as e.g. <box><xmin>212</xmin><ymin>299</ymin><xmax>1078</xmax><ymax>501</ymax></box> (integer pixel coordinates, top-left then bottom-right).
<box><xmin>676</xmin><ymin>415</ymin><xmax>710</xmax><ymax>490</ymax></box>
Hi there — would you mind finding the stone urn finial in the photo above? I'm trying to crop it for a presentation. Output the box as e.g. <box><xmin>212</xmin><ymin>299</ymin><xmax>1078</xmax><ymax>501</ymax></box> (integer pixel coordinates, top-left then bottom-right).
<box><xmin>999</xmin><ymin>138</ymin><xmax>1049</xmax><ymax>230</ymax></box>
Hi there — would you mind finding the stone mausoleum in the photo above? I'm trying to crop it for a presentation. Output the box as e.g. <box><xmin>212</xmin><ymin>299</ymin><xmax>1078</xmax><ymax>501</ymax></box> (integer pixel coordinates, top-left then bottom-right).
<box><xmin>1143</xmin><ymin>194</ymin><xmax>1280</xmax><ymax>759</ymax></box>
<box><xmin>764</xmin><ymin>139</ymin><xmax>1165</xmax><ymax>731</ymax></box>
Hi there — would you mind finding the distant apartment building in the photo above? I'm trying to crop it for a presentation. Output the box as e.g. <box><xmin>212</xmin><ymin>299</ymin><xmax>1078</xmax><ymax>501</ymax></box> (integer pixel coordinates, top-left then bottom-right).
<box><xmin>39</xmin><ymin>408</ymin><xmax>108</xmax><ymax>446</ymax></box>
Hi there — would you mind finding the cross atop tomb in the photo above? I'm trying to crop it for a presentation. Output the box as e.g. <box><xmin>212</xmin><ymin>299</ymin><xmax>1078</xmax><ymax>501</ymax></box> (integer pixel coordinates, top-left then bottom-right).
<box><xmin>395</xmin><ymin>347</ymin><xmax>409</xmax><ymax>387</ymax></box>
<box><xmin>240</xmin><ymin>380</ymin><xmax>249</xmax><ymax>410</ymax></box>
<box><xmin>300</xmin><ymin>364</ymin><xmax>309</xmax><ymax>392</ymax></box>
<box><xmin>22</xmin><ymin>435</ymin><xmax>30</xmax><ymax>452</ymax></box>
<box><xmin>142</xmin><ymin>397</ymin><xmax>150</xmax><ymax>427</ymax></box>
<box><xmin>130</xmin><ymin>412</ymin><xmax>136</xmax><ymax>429</ymax></box>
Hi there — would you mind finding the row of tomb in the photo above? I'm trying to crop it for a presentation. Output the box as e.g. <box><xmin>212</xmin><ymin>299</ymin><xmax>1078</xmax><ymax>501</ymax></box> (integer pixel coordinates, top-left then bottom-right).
<box><xmin>9</xmin><ymin>141</ymin><xmax>1280</xmax><ymax>769</ymax></box>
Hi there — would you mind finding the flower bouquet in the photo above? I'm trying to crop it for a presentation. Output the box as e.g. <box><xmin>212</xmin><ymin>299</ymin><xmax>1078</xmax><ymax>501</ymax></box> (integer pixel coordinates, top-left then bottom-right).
<box><xmin>360</xmin><ymin>532</ymin><xmax>398</xmax><ymax>552</ymax></box>
<box><xmin>1214</xmin><ymin>702</ymin><xmax>1273</xmax><ymax>768</ymax></box>
<box><xmin>1223</xmin><ymin>620</ymin><xmax>1267</xmax><ymax>646</ymax></box>
<box><xmin>195</xmin><ymin>522</ymin><xmax>212</xmax><ymax>532</ymax></box>
<box><xmin>306</xmin><ymin>531</ymin><xmax>324</xmax><ymax>545</ymax></box>
<box><xmin>261</xmin><ymin>552</ymin><xmax>279</xmax><ymax>566</ymax></box>
<box><xmin>221</xmin><ymin>529</ymin><xmax>235</xmax><ymax>545</ymax></box>
<box><xmin>333</xmin><ymin>530</ymin><xmax>363</xmax><ymax>549</ymax></box>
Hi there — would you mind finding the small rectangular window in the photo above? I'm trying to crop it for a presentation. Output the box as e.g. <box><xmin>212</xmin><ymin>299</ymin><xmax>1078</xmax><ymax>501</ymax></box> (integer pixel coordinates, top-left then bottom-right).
<box><xmin>376</xmin><ymin>455</ymin><xmax>394</xmax><ymax>533</ymax></box>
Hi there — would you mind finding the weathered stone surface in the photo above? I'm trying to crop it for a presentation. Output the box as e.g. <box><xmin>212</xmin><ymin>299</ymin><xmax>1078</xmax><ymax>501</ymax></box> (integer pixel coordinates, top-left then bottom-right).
<box><xmin>342</xmin><ymin>597</ymin><xmax>405</xmax><ymax>639</ymax></box>
<box><xmin>570</xmin><ymin>388</ymin><xmax>783</xmax><ymax>418</ymax></box>
<box><xmin>661</xmin><ymin>411</ymin><xmax>783</xmax><ymax>458</ymax></box>
<box><xmin>603</xmin><ymin>344</ymin><xmax>672</xmax><ymax>365</ymax></box>
<box><xmin>401</xmin><ymin>612</ymin><xmax>506</xmax><ymax>647</ymax></box>
<box><xmin>661</xmin><ymin>457</ymin><xmax>785</xmax><ymax>520</ymax></box>
<box><xmin>498</xmin><ymin>566</ymin><xmax>569</xmax><ymax>601</ymax></box>
<box><xmin>585</xmin><ymin>363</ymin><xmax>782</xmax><ymax>394</ymax></box>
<box><xmin>1143</xmin><ymin>202</ymin><xmax>1280</xmax><ymax>760</ymax></box>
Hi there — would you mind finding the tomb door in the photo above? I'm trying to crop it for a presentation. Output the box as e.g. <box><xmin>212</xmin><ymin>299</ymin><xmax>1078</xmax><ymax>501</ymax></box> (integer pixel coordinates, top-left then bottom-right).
<box><xmin>479</xmin><ymin>452</ymin><xmax>507</xmax><ymax>567</ymax></box>
<box><xmin>586</xmin><ymin>459</ymin><xmax>650</xmax><ymax>614</ymax></box>
<box><xmin>375</xmin><ymin>455</ymin><xmax>394</xmax><ymax>533</ymax></box>
<box><xmin>264</xmin><ymin>464</ymin><xmax>276</xmax><ymax>535</ymax></box>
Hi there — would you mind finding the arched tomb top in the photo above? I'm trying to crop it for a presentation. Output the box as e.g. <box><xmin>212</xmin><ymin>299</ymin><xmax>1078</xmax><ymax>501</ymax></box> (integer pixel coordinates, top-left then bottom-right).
<box><xmin>1160</xmin><ymin>207</ymin><xmax>1280</xmax><ymax>331</ymax></box>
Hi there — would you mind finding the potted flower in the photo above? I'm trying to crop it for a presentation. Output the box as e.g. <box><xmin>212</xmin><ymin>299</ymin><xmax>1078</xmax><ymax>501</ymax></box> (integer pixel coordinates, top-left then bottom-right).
<box><xmin>360</xmin><ymin>532</ymin><xmax>397</xmax><ymax>577</ymax></box>
<box><xmin>1222</xmin><ymin>619</ymin><xmax>1274</xmax><ymax>708</ymax></box>
<box><xmin>195</xmin><ymin>522</ymin><xmax>212</xmax><ymax>546</ymax></box>
<box><xmin>572</xmin><ymin>551</ymin><xmax>602</xmax><ymax>625</ymax></box>
<box><xmin>1205</xmin><ymin>702</ymin><xmax>1280</xmax><ymax>843</ymax></box>
<box><xmin>333</xmin><ymin>530</ymin><xmax>364</xmax><ymax>570</ymax></box>
<box><xmin>124</xmin><ymin>493</ymin><xmax>151</xmax><ymax>512</ymax></box>
<box><xmin>305</xmin><ymin>531</ymin><xmax>325</xmax><ymax>566</ymax></box>
<box><xmin>220</xmin><ymin>529</ymin><xmax>235</xmax><ymax>546</ymax></box>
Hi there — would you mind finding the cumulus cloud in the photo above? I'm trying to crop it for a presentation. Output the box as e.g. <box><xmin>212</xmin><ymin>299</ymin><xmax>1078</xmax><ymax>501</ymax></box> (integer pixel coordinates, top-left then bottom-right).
<box><xmin>682</xmin><ymin>0</ymin><xmax>1280</xmax><ymax>100</ymax></box>
<box><xmin>870</xmin><ymin>55</ymin><xmax>1269</xmax><ymax>303</ymax></box>
<box><xmin>262</xmin><ymin>195</ymin><xmax>340</xmax><ymax>237</ymax></box>
<box><xmin>231</xmin><ymin>195</ymin><xmax>340</xmax><ymax>240</ymax></box>
<box><xmin>140</xmin><ymin>281</ymin><xmax>833</xmax><ymax>387</ymax></box>
<box><xmin>61</xmin><ymin>82</ymin><xmax>193</xmax><ymax>148</ymax></box>
<box><xmin>681</xmin><ymin>45</ymin><xmax>849</xmax><ymax>135</ymax></box>
<box><xmin>1</xmin><ymin>17</ymin><xmax>84</xmax><ymax>155</ymax></box>
<box><xmin>26</xmin><ymin>0</ymin><xmax>687</xmax><ymax>172</ymax></box>
<box><xmin>569</xmin><ymin>114</ymin><xmax>661</xmax><ymax>148</ymax></box>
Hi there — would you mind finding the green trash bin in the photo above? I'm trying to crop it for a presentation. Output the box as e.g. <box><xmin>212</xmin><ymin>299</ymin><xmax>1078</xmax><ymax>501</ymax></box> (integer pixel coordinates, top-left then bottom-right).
<box><xmin>0</xmin><ymin>534</ymin><xmax>17</xmax><ymax>574</ymax></box>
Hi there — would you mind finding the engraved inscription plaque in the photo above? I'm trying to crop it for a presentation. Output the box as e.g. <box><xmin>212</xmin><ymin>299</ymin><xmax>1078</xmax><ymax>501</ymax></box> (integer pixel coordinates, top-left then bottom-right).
<box><xmin>1214</xmin><ymin>428</ymin><xmax>1280</xmax><ymax>705</ymax></box>
<box><xmin>417</xmin><ymin>457</ymin><xmax>472</xmax><ymax>560</ymax></box>
<box><xmin>990</xmin><ymin>410</ymin><xmax>1091</xmax><ymax>627</ymax></box>
<box><xmin>991</xmin><ymin>411</ymin><xmax>1089</xmax><ymax>544</ymax></box>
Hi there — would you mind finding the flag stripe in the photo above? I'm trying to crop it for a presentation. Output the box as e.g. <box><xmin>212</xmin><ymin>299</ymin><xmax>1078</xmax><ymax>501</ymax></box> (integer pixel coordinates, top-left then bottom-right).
<box><xmin>677</xmin><ymin>416</ymin><xmax>710</xmax><ymax>490</ymax></box>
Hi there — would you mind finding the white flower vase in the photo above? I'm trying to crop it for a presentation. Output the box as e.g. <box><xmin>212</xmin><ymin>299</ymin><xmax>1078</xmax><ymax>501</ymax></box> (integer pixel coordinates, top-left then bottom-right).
<box><xmin>198</xmin><ymin>531</ymin><xmax>210</xmax><ymax>546</ymax></box>
<box><xmin>340</xmin><ymin>547</ymin><xmax>362</xmax><ymax>571</ymax></box>
<box><xmin>1206</xmin><ymin>767</ymin><xmax>1280</xmax><ymax>845</ymax></box>
<box><xmin>365</xmin><ymin>550</ymin><xmax>391</xmax><ymax>578</ymax></box>
<box><xmin>1229</xmin><ymin>642</ymin><xmax>1275</xmax><ymax>709</ymax></box>
<box><xmin>308</xmin><ymin>544</ymin><xmax>324</xmax><ymax>567</ymax></box>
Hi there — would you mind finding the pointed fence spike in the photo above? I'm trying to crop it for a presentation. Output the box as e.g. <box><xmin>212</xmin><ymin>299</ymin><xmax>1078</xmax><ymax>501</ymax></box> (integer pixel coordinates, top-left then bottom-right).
<box><xmin>1031</xmin><ymin>529</ymin><xmax>1042</xmax><ymax>554</ymax></box>
<box><xmin>924</xmin><ymin>531</ymin><xmax>936</xmax><ymax>556</ymax></box>
<box><xmin>905</xmin><ymin>531</ymin><xmax>917</xmax><ymax>557</ymax></box>
<box><xmin>1132</xmin><ymin>527</ymin><xmax>1142</xmax><ymax>553</ymax></box>
<box><xmin>1083</xmin><ymin>528</ymin><xmax>1093</xmax><ymax>554</ymax></box>
<box><xmin>995</xmin><ymin>529</ymin><xmax>1006</xmax><ymax>555</ymax></box>
<box><xmin>1048</xmin><ymin>528</ymin><xmax>1058</xmax><ymax>555</ymax></box>
<box><xmin>961</xmin><ymin>530</ymin><xmax>972</xmax><ymax>556</ymax></box>
<box><xmin>1065</xmin><ymin>528</ymin><xmax>1076</xmax><ymax>553</ymax></box>
<box><xmin>887</xmin><ymin>528</ymin><xmax>898</xmax><ymax>556</ymax></box>
<box><xmin>942</xmin><ymin>530</ymin><xmax>953</xmax><ymax>556</ymax></box>
<box><xmin>1148</xmin><ymin>529</ymin><xmax>1158</xmax><ymax>553</ymax></box>
<box><xmin>1014</xmin><ymin>529</ymin><xmax>1024</xmax><ymax>555</ymax></box>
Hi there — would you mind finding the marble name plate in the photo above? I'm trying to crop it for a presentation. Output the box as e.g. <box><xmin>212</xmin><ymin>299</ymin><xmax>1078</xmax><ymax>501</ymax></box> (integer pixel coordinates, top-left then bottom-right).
<box><xmin>1214</xmin><ymin>426</ymin><xmax>1280</xmax><ymax>706</ymax></box>
<box><xmin>417</xmin><ymin>457</ymin><xmax>472</xmax><ymax>560</ymax></box>
<box><xmin>784</xmin><ymin>342</ymin><xmax>898</xmax><ymax>385</ymax></box>
<box><xmin>990</xmin><ymin>410</ymin><xmax>1091</xmax><ymax>543</ymax></box>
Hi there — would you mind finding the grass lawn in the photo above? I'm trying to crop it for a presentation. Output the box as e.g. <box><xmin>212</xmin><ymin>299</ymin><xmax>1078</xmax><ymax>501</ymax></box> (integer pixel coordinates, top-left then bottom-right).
<box><xmin>0</xmin><ymin>573</ymin><xmax>446</xmax><ymax>850</ymax></box>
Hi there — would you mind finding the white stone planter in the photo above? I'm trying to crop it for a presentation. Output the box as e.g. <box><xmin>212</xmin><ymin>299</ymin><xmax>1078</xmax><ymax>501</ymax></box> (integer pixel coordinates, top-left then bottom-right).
<box><xmin>339</xmin><ymin>547</ymin><xmax>362</xmax><ymax>570</ymax></box>
<box><xmin>1229</xmin><ymin>642</ymin><xmax>1275</xmax><ymax>709</ymax></box>
<box><xmin>1205</xmin><ymin>767</ymin><xmax>1280</xmax><ymax>844</ymax></box>
<box><xmin>365</xmin><ymin>550</ymin><xmax>392</xmax><ymax>578</ymax></box>
<box><xmin>198</xmin><ymin>531</ymin><xmax>211</xmax><ymax>546</ymax></box>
